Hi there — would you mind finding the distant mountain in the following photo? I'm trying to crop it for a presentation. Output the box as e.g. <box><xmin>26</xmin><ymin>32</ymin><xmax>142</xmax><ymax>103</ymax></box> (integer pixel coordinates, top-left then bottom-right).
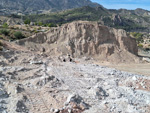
<box><xmin>110</xmin><ymin>8</ymin><xmax>150</xmax><ymax>26</ymax></box>
<box><xmin>1</xmin><ymin>0</ymin><xmax>150</xmax><ymax>33</ymax></box>
<box><xmin>23</xmin><ymin>6</ymin><xmax>150</xmax><ymax>32</ymax></box>
<box><xmin>0</xmin><ymin>0</ymin><xmax>99</xmax><ymax>15</ymax></box>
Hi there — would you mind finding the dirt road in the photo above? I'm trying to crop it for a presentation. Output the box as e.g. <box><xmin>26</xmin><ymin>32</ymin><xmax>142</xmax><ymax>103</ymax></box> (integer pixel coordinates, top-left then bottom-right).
<box><xmin>99</xmin><ymin>63</ymin><xmax>150</xmax><ymax>76</ymax></box>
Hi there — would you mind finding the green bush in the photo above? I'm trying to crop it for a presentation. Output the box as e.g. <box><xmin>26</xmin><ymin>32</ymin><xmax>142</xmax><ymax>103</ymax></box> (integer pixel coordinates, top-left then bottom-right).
<box><xmin>2</xmin><ymin>23</ymin><xmax>8</xmax><ymax>28</ymax></box>
<box><xmin>48</xmin><ymin>23</ymin><xmax>57</xmax><ymax>27</ymax></box>
<box><xmin>138</xmin><ymin>43</ymin><xmax>143</xmax><ymax>48</ymax></box>
<box><xmin>130</xmin><ymin>32</ymin><xmax>143</xmax><ymax>43</ymax></box>
<box><xmin>14</xmin><ymin>31</ymin><xmax>25</xmax><ymax>39</ymax></box>
<box><xmin>37</xmin><ymin>22</ymin><xmax>43</xmax><ymax>26</ymax></box>
<box><xmin>24</xmin><ymin>19</ymin><xmax>31</xmax><ymax>24</ymax></box>
<box><xmin>0</xmin><ymin>29</ymin><xmax>10</xmax><ymax>36</ymax></box>
<box><xmin>34</xmin><ymin>30</ymin><xmax>39</xmax><ymax>33</ymax></box>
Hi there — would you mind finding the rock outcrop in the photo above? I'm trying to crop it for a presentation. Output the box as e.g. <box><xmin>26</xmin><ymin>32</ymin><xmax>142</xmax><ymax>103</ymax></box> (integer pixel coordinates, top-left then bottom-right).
<box><xmin>112</xmin><ymin>14</ymin><xmax>123</xmax><ymax>25</ymax></box>
<box><xmin>16</xmin><ymin>21</ymin><xmax>139</xmax><ymax>63</ymax></box>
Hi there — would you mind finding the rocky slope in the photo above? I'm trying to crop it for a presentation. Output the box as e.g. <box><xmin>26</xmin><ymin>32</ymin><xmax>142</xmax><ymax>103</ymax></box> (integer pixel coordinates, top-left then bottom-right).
<box><xmin>0</xmin><ymin>0</ymin><xmax>99</xmax><ymax>14</ymax></box>
<box><xmin>110</xmin><ymin>8</ymin><xmax>150</xmax><ymax>31</ymax></box>
<box><xmin>16</xmin><ymin>21</ymin><xmax>139</xmax><ymax>63</ymax></box>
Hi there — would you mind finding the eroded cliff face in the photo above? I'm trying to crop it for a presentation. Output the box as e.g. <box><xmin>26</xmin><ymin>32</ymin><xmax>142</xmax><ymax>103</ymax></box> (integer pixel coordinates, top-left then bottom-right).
<box><xmin>16</xmin><ymin>21</ymin><xmax>139</xmax><ymax>63</ymax></box>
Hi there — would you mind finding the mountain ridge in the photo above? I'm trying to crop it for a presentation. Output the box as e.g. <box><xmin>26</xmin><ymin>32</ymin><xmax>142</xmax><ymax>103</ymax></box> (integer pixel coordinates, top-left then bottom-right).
<box><xmin>0</xmin><ymin>0</ymin><xmax>99</xmax><ymax>15</ymax></box>
<box><xmin>22</xmin><ymin>6</ymin><xmax>150</xmax><ymax>33</ymax></box>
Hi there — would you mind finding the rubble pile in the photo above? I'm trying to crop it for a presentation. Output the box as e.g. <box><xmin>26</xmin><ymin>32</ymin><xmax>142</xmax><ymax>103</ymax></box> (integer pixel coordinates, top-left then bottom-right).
<box><xmin>0</xmin><ymin>50</ymin><xmax>150</xmax><ymax>113</ymax></box>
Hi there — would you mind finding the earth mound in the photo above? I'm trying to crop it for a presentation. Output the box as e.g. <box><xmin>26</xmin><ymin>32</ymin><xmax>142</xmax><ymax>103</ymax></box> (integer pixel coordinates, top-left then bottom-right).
<box><xmin>16</xmin><ymin>21</ymin><xmax>139</xmax><ymax>63</ymax></box>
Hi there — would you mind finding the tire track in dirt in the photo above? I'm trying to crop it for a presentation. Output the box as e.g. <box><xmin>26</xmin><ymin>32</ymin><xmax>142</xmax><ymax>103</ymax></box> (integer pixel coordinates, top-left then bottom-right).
<box><xmin>25</xmin><ymin>89</ymin><xmax>50</xmax><ymax>113</ymax></box>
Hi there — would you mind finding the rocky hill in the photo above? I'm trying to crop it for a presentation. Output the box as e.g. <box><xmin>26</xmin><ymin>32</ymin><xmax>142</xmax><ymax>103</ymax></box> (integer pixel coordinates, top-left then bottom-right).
<box><xmin>23</xmin><ymin>6</ymin><xmax>150</xmax><ymax>32</ymax></box>
<box><xmin>16</xmin><ymin>21</ymin><xmax>139</xmax><ymax>63</ymax></box>
<box><xmin>0</xmin><ymin>0</ymin><xmax>99</xmax><ymax>14</ymax></box>
<box><xmin>110</xmin><ymin>8</ymin><xmax>150</xmax><ymax>30</ymax></box>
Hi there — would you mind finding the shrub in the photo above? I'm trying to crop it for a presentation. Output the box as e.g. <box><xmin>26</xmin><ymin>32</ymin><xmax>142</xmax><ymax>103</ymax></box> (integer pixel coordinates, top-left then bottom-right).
<box><xmin>24</xmin><ymin>19</ymin><xmax>31</xmax><ymax>24</ymax></box>
<box><xmin>0</xmin><ymin>29</ymin><xmax>10</xmax><ymax>36</ymax></box>
<box><xmin>2</xmin><ymin>23</ymin><xmax>8</xmax><ymax>28</ymax></box>
<box><xmin>48</xmin><ymin>23</ymin><xmax>57</xmax><ymax>27</ymax></box>
<box><xmin>37</xmin><ymin>22</ymin><xmax>43</xmax><ymax>26</ymax></box>
<box><xmin>130</xmin><ymin>32</ymin><xmax>143</xmax><ymax>43</ymax></box>
<box><xmin>34</xmin><ymin>30</ymin><xmax>39</xmax><ymax>33</ymax></box>
<box><xmin>14</xmin><ymin>31</ymin><xmax>25</xmax><ymax>39</ymax></box>
<box><xmin>138</xmin><ymin>43</ymin><xmax>143</xmax><ymax>48</ymax></box>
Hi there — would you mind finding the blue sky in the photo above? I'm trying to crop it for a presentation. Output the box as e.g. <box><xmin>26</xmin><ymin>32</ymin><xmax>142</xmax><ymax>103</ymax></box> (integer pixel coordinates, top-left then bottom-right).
<box><xmin>91</xmin><ymin>0</ymin><xmax>150</xmax><ymax>10</ymax></box>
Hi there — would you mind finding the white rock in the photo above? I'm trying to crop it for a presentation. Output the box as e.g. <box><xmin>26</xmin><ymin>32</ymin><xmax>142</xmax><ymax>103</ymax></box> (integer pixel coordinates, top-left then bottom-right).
<box><xmin>132</xmin><ymin>76</ymin><xmax>137</xmax><ymax>81</ymax></box>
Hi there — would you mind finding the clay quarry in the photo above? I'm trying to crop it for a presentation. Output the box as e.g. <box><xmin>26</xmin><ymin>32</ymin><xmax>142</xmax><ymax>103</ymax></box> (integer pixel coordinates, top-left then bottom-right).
<box><xmin>0</xmin><ymin>21</ymin><xmax>150</xmax><ymax>113</ymax></box>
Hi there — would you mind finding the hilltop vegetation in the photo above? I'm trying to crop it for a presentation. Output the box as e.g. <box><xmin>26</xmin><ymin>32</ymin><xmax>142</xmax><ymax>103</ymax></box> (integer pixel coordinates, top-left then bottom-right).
<box><xmin>0</xmin><ymin>23</ymin><xmax>37</xmax><ymax>41</ymax></box>
<box><xmin>130</xmin><ymin>32</ymin><xmax>150</xmax><ymax>50</ymax></box>
<box><xmin>0</xmin><ymin>0</ymin><xmax>99</xmax><ymax>15</ymax></box>
<box><xmin>23</xmin><ymin>6</ymin><xmax>150</xmax><ymax>32</ymax></box>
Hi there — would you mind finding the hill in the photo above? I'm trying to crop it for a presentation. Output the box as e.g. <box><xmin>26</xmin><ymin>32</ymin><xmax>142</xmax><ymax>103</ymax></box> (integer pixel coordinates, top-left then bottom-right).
<box><xmin>0</xmin><ymin>0</ymin><xmax>99</xmax><ymax>15</ymax></box>
<box><xmin>23</xmin><ymin>6</ymin><xmax>150</xmax><ymax>32</ymax></box>
<box><xmin>16</xmin><ymin>21</ymin><xmax>139</xmax><ymax>63</ymax></box>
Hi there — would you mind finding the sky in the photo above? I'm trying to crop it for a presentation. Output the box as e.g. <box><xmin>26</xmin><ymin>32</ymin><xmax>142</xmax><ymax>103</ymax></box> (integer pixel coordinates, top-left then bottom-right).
<box><xmin>91</xmin><ymin>0</ymin><xmax>150</xmax><ymax>11</ymax></box>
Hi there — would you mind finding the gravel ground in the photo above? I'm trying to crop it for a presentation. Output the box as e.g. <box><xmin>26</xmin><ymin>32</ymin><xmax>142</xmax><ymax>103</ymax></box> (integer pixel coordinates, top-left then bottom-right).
<box><xmin>0</xmin><ymin>50</ymin><xmax>150</xmax><ymax>113</ymax></box>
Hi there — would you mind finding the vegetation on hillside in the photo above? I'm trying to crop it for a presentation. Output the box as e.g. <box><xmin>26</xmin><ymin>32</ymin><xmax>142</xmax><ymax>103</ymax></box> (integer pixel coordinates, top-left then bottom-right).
<box><xmin>23</xmin><ymin>6</ymin><xmax>109</xmax><ymax>25</ymax></box>
<box><xmin>13</xmin><ymin>31</ymin><xmax>25</xmax><ymax>39</ymax></box>
<box><xmin>22</xmin><ymin>6</ymin><xmax>148</xmax><ymax>32</ymax></box>
<box><xmin>130</xmin><ymin>32</ymin><xmax>144</xmax><ymax>43</ymax></box>
<box><xmin>2</xmin><ymin>23</ymin><xmax>9</xmax><ymax>28</ymax></box>
<box><xmin>130</xmin><ymin>32</ymin><xmax>144</xmax><ymax>48</ymax></box>
<box><xmin>130</xmin><ymin>32</ymin><xmax>150</xmax><ymax>50</ymax></box>
<box><xmin>0</xmin><ymin>29</ymin><xmax>10</xmax><ymax>36</ymax></box>
<box><xmin>0</xmin><ymin>27</ymin><xmax>29</xmax><ymax>41</ymax></box>
<box><xmin>24</xmin><ymin>19</ymin><xmax>31</xmax><ymax>25</ymax></box>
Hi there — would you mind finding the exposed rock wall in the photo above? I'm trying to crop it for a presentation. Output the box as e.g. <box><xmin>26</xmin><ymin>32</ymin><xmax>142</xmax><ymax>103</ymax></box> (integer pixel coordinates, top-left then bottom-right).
<box><xmin>16</xmin><ymin>21</ymin><xmax>139</xmax><ymax>63</ymax></box>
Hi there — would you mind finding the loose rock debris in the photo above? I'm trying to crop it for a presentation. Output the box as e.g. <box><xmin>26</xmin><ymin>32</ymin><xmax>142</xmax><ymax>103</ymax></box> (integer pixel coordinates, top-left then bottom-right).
<box><xmin>0</xmin><ymin>50</ymin><xmax>150</xmax><ymax>113</ymax></box>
